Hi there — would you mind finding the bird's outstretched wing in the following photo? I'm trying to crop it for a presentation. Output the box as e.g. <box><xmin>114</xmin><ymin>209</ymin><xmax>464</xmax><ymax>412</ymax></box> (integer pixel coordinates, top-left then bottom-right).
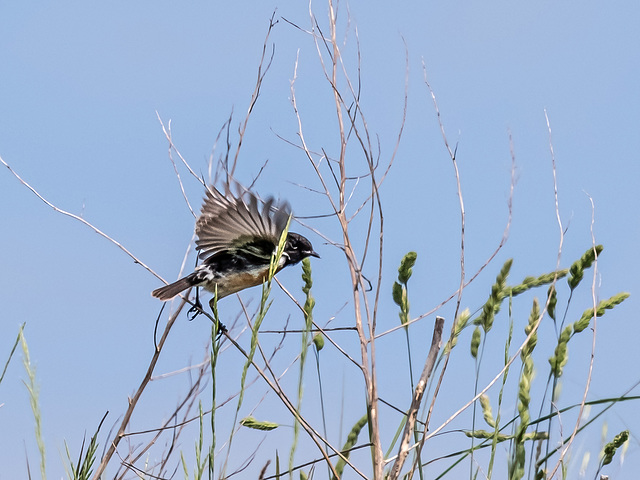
<box><xmin>195</xmin><ymin>186</ymin><xmax>291</xmax><ymax>261</ymax></box>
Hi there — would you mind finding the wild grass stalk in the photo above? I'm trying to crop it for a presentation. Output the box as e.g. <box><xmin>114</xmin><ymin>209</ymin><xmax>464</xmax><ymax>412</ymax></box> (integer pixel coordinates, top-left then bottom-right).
<box><xmin>1</xmin><ymin>323</ymin><xmax>23</xmax><ymax>388</ymax></box>
<box><xmin>221</xmin><ymin>218</ymin><xmax>291</xmax><ymax>479</ymax></box>
<box><xmin>64</xmin><ymin>414</ymin><xmax>107</xmax><ymax>480</ymax></box>
<box><xmin>20</xmin><ymin>328</ymin><xmax>46</xmax><ymax>480</ymax></box>
<box><xmin>289</xmin><ymin>257</ymin><xmax>316</xmax><ymax>476</ymax></box>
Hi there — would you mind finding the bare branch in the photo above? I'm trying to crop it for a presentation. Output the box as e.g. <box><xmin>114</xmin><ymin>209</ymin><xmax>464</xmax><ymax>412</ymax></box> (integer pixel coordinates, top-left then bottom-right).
<box><xmin>156</xmin><ymin>112</ymin><xmax>207</xmax><ymax>189</ymax></box>
<box><xmin>374</xmin><ymin>126</ymin><xmax>515</xmax><ymax>341</ymax></box>
<box><xmin>92</xmin><ymin>299</ymin><xmax>187</xmax><ymax>479</ymax></box>
<box><xmin>220</xmin><ymin>329</ymin><xmax>366</xmax><ymax>479</ymax></box>
<box><xmin>547</xmin><ymin>111</ymin><xmax>597</xmax><ymax>479</ymax></box>
<box><xmin>0</xmin><ymin>154</ymin><xmax>164</xmax><ymax>283</ymax></box>
<box><xmin>229</xmin><ymin>12</ymin><xmax>278</xmax><ymax>179</ymax></box>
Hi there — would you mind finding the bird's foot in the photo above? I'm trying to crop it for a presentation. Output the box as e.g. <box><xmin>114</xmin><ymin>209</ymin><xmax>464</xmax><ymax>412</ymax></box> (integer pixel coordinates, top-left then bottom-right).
<box><xmin>208</xmin><ymin>296</ymin><xmax>227</xmax><ymax>337</ymax></box>
<box><xmin>213</xmin><ymin>321</ymin><xmax>227</xmax><ymax>339</ymax></box>
<box><xmin>187</xmin><ymin>288</ymin><xmax>204</xmax><ymax>321</ymax></box>
<box><xmin>187</xmin><ymin>304</ymin><xmax>204</xmax><ymax>321</ymax></box>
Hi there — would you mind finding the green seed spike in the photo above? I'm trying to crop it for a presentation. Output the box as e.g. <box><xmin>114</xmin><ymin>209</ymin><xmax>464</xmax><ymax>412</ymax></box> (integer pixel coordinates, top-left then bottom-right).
<box><xmin>393</xmin><ymin>252</ymin><xmax>417</xmax><ymax>326</ymax></box>
<box><xmin>392</xmin><ymin>282</ymin><xmax>403</xmax><ymax>306</ymax></box>
<box><xmin>479</xmin><ymin>394</ymin><xmax>495</xmax><ymax>428</ymax></box>
<box><xmin>601</xmin><ymin>430</ymin><xmax>629</xmax><ymax>466</ymax></box>
<box><xmin>573</xmin><ymin>292</ymin><xmax>630</xmax><ymax>333</ymax></box>
<box><xmin>312</xmin><ymin>333</ymin><xmax>325</xmax><ymax>351</ymax></box>
<box><xmin>444</xmin><ymin>308</ymin><xmax>470</xmax><ymax>353</ymax></box>
<box><xmin>397</xmin><ymin>251</ymin><xmax>417</xmax><ymax>284</ymax></box>
<box><xmin>568</xmin><ymin>245</ymin><xmax>604</xmax><ymax>291</ymax></box>
<box><xmin>465</xmin><ymin>430</ymin><xmax>512</xmax><ymax>442</ymax></box>
<box><xmin>302</xmin><ymin>258</ymin><xmax>313</xmax><ymax>293</ymax></box>
<box><xmin>240</xmin><ymin>416</ymin><xmax>279</xmax><ymax>431</ymax></box>
<box><xmin>301</xmin><ymin>258</ymin><xmax>315</xmax><ymax>328</ymax></box>
<box><xmin>547</xmin><ymin>285</ymin><xmax>557</xmax><ymax>321</ymax></box>
<box><xmin>471</xmin><ymin>326</ymin><xmax>481</xmax><ymax>358</ymax></box>
<box><xmin>332</xmin><ymin>414</ymin><xmax>368</xmax><ymax>480</ymax></box>
<box><xmin>549</xmin><ymin>325</ymin><xmax>572</xmax><ymax>377</ymax></box>
<box><xmin>476</xmin><ymin>258</ymin><xmax>513</xmax><ymax>333</ymax></box>
<box><xmin>464</xmin><ymin>430</ymin><xmax>548</xmax><ymax>442</ymax></box>
<box><xmin>522</xmin><ymin>298</ymin><xmax>540</xmax><ymax>360</ymax></box>
<box><xmin>506</xmin><ymin>269</ymin><xmax>568</xmax><ymax>297</ymax></box>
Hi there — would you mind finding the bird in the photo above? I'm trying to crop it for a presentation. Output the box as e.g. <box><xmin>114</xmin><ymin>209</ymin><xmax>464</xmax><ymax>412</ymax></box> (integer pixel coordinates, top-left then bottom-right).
<box><xmin>152</xmin><ymin>185</ymin><xmax>319</xmax><ymax>309</ymax></box>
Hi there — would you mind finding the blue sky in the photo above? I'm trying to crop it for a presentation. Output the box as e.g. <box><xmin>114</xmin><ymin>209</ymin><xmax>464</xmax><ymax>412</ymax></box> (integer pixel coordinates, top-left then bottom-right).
<box><xmin>1</xmin><ymin>1</ymin><xmax>638</xmax><ymax>479</ymax></box>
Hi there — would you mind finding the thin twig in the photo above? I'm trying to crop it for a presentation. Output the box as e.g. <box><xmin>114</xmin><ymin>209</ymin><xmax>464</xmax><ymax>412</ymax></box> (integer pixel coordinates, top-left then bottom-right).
<box><xmin>274</xmin><ymin>277</ymin><xmax>362</xmax><ymax>368</ymax></box>
<box><xmin>542</xmin><ymin>108</ymin><xmax>568</xmax><ymax>477</ymax></box>
<box><xmin>156</xmin><ymin>112</ymin><xmax>207</xmax><ymax>189</ymax></box>
<box><xmin>229</xmin><ymin>12</ymin><xmax>277</xmax><ymax>179</ymax></box>
<box><xmin>548</xmin><ymin>121</ymin><xmax>599</xmax><ymax>479</ymax></box>
<box><xmin>125</xmin><ymin>350</ymin><xmax>210</xmax><ymax>475</ymax></box>
<box><xmin>221</xmin><ymin>328</ymin><xmax>366</xmax><ymax>479</ymax></box>
<box><xmin>158</xmin><ymin>116</ymin><xmax>197</xmax><ymax>218</ymax></box>
<box><xmin>421</xmin><ymin>61</ymin><xmax>467</xmax><ymax>446</ymax></box>
<box><xmin>92</xmin><ymin>299</ymin><xmax>187</xmax><ymax>479</ymax></box>
<box><xmin>408</xmin><ymin>113</ymin><xmax>562</xmax><ymax>470</ymax></box>
<box><xmin>373</xmin><ymin>125</ymin><xmax>515</xmax><ymax>340</ymax></box>
<box><xmin>0</xmin><ymin>155</ymin><xmax>164</xmax><ymax>283</ymax></box>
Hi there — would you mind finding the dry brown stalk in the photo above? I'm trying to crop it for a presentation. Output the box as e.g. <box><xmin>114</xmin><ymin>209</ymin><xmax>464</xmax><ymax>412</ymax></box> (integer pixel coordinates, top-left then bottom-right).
<box><xmin>388</xmin><ymin>316</ymin><xmax>445</xmax><ymax>480</ymax></box>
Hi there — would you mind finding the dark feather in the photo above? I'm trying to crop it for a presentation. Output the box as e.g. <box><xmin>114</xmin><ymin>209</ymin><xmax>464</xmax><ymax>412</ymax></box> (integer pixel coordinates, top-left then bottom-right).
<box><xmin>152</xmin><ymin>276</ymin><xmax>195</xmax><ymax>301</ymax></box>
<box><xmin>151</xmin><ymin>185</ymin><xmax>317</xmax><ymax>302</ymax></box>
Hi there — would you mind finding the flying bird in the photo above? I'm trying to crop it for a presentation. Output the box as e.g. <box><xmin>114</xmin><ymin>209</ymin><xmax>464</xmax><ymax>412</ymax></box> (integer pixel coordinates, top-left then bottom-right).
<box><xmin>152</xmin><ymin>185</ymin><xmax>318</xmax><ymax>307</ymax></box>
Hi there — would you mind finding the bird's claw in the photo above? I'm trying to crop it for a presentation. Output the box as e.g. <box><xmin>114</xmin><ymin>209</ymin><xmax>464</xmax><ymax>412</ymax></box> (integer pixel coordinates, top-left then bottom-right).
<box><xmin>187</xmin><ymin>304</ymin><xmax>203</xmax><ymax>321</ymax></box>
<box><xmin>187</xmin><ymin>289</ymin><xmax>227</xmax><ymax>338</ymax></box>
<box><xmin>214</xmin><ymin>321</ymin><xmax>227</xmax><ymax>339</ymax></box>
<box><xmin>188</xmin><ymin>288</ymin><xmax>204</xmax><ymax>321</ymax></box>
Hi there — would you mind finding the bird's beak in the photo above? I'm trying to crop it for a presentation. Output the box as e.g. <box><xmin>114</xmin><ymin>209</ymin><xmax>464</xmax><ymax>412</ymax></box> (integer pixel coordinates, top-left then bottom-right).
<box><xmin>307</xmin><ymin>250</ymin><xmax>320</xmax><ymax>259</ymax></box>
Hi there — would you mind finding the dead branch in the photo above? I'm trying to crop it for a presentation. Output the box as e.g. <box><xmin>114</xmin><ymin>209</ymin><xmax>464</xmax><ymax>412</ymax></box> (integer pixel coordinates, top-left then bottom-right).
<box><xmin>388</xmin><ymin>316</ymin><xmax>445</xmax><ymax>479</ymax></box>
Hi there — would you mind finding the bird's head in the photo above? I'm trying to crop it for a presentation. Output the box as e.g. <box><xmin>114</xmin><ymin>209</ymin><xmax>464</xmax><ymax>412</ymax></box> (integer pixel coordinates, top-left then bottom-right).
<box><xmin>283</xmin><ymin>232</ymin><xmax>320</xmax><ymax>266</ymax></box>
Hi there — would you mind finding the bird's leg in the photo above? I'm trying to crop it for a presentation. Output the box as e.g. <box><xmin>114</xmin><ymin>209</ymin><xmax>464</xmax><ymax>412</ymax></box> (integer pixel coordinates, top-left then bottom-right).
<box><xmin>187</xmin><ymin>287</ymin><xmax>204</xmax><ymax>321</ymax></box>
<box><xmin>209</xmin><ymin>297</ymin><xmax>227</xmax><ymax>337</ymax></box>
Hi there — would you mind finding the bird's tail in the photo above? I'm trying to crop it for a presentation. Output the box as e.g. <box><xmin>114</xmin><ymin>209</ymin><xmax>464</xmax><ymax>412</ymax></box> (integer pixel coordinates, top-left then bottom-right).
<box><xmin>152</xmin><ymin>276</ymin><xmax>194</xmax><ymax>301</ymax></box>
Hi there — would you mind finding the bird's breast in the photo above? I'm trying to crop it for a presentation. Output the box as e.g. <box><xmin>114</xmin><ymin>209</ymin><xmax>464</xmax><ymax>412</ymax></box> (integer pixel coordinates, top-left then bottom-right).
<box><xmin>203</xmin><ymin>267</ymin><xmax>271</xmax><ymax>298</ymax></box>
